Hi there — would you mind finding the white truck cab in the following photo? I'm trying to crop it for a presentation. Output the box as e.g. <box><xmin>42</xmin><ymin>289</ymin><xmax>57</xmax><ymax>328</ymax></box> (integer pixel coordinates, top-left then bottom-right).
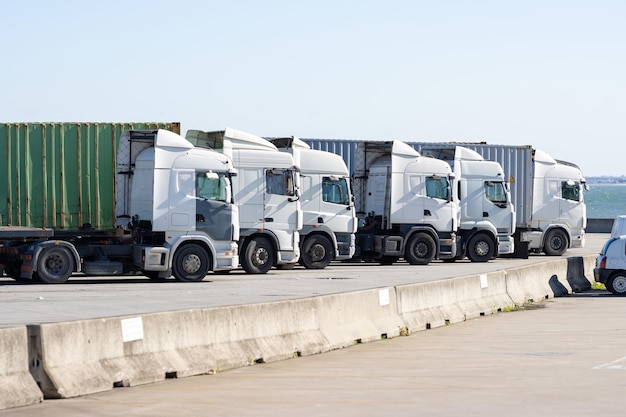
<box><xmin>186</xmin><ymin>128</ymin><xmax>302</xmax><ymax>273</ymax></box>
<box><xmin>270</xmin><ymin>137</ymin><xmax>357</xmax><ymax>269</ymax></box>
<box><xmin>594</xmin><ymin>215</ymin><xmax>626</xmax><ymax>295</ymax></box>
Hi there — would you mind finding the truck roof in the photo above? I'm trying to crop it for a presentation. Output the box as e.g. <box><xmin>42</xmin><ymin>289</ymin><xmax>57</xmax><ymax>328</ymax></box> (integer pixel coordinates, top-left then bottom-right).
<box><xmin>186</xmin><ymin>128</ymin><xmax>277</xmax><ymax>152</ymax></box>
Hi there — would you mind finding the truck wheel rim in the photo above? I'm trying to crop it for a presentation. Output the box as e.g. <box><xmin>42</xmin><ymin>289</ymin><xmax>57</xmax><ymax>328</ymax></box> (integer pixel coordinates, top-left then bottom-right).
<box><xmin>310</xmin><ymin>244</ymin><xmax>326</xmax><ymax>262</ymax></box>
<box><xmin>475</xmin><ymin>241</ymin><xmax>490</xmax><ymax>257</ymax></box>
<box><xmin>415</xmin><ymin>243</ymin><xmax>428</xmax><ymax>257</ymax></box>
<box><xmin>183</xmin><ymin>255</ymin><xmax>202</xmax><ymax>274</ymax></box>
<box><xmin>253</xmin><ymin>248</ymin><xmax>269</xmax><ymax>266</ymax></box>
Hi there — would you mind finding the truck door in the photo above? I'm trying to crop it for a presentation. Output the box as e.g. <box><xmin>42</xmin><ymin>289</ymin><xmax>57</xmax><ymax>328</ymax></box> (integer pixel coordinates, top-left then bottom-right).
<box><xmin>264</xmin><ymin>168</ymin><xmax>300</xmax><ymax>242</ymax></box>
<box><xmin>423</xmin><ymin>175</ymin><xmax>455</xmax><ymax>232</ymax></box>
<box><xmin>365</xmin><ymin>165</ymin><xmax>391</xmax><ymax>227</ymax></box>
<box><xmin>195</xmin><ymin>172</ymin><xmax>235</xmax><ymax>241</ymax></box>
<box><xmin>558</xmin><ymin>180</ymin><xmax>585</xmax><ymax>230</ymax></box>
<box><xmin>483</xmin><ymin>180</ymin><xmax>513</xmax><ymax>229</ymax></box>
<box><xmin>321</xmin><ymin>176</ymin><xmax>356</xmax><ymax>233</ymax></box>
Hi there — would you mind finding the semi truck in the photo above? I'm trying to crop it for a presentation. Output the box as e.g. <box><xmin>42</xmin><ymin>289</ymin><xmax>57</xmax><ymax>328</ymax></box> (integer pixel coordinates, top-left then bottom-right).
<box><xmin>0</xmin><ymin>129</ymin><xmax>239</xmax><ymax>283</ymax></box>
<box><xmin>305</xmin><ymin>139</ymin><xmax>587</xmax><ymax>258</ymax></box>
<box><xmin>185</xmin><ymin>128</ymin><xmax>302</xmax><ymax>273</ymax></box>
<box><xmin>269</xmin><ymin>136</ymin><xmax>357</xmax><ymax>269</ymax></box>
<box><xmin>413</xmin><ymin>143</ymin><xmax>587</xmax><ymax>257</ymax></box>
<box><xmin>421</xmin><ymin>146</ymin><xmax>516</xmax><ymax>262</ymax></box>
<box><xmin>350</xmin><ymin>141</ymin><xmax>458</xmax><ymax>265</ymax></box>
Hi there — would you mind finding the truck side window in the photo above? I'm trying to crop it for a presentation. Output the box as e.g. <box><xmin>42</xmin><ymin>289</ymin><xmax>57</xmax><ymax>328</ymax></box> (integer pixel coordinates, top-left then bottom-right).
<box><xmin>425</xmin><ymin>176</ymin><xmax>448</xmax><ymax>200</ymax></box>
<box><xmin>197</xmin><ymin>173</ymin><xmax>227</xmax><ymax>202</ymax></box>
<box><xmin>322</xmin><ymin>177</ymin><xmax>350</xmax><ymax>205</ymax></box>
<box><xmin>561</xmin><ymin>181</ymin><xmax>580</xmax><ymax>202</ymax></box>
<box><xmin>266</xmin><ymin>169</ymin><xmax>295</xmax><ymax>196</ymax></box>
<box><xmin>484</xmin><ymin>181</ymin><xmax>507</xmax><ymax>204</ymax></box>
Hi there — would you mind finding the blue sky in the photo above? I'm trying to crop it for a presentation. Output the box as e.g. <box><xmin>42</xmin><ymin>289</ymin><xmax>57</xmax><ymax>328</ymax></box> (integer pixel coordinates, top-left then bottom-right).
<box><xmin>1</xmin><ymin>1</ymin><xmax>624</xmax><ymax>176</ymax></box>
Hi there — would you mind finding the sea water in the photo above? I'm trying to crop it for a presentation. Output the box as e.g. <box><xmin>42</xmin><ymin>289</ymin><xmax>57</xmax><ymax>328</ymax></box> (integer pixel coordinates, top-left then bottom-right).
<box><xmin>586</xmin><ymin>184</ymin><xmax>626</xmax><ymax>219</ymax></box>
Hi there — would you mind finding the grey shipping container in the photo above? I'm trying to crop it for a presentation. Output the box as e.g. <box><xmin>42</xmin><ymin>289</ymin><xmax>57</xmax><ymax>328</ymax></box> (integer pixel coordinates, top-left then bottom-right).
<box><xmin>1</xmin><ymin>122</ymin><xmax>180</xmax><ymax>229</ymax></box>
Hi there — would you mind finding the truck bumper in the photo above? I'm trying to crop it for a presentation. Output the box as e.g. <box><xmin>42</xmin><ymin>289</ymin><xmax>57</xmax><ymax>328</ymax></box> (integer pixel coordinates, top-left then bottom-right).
<box><xmin>335</xmin><ymin>232</ymin><xmax>356</xmax><ymax>260</ymax></box>
<box><xmin>276</xmin><ymin>232</ymin><xmax>300</xmax><ymax>265</ymax></box>
<box><xmin>214</xmin><ymin>242</ymin><xmax>239</xmax><ymax>271</ymax></box>
<box><xmin>497</xmin><ymin>235</ymin><xmax>515</xmax><ymax>255</ymax></box>
<box><xmin>570</xmin><ymin>230</ymin><xmax>585</xmax><ymax>248</ymax></box>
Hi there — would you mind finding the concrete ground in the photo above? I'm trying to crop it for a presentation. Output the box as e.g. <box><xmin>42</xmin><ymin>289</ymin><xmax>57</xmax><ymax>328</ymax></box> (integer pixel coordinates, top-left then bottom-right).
<box><xmin>1</xmin><ymin>287</ymin><xmax>623</xmax><ymax>417</ymax></box>
<box><xmin>0</xmin><ymin>234</ymin><xmax>617</xmax><ymax>415</ymax></box>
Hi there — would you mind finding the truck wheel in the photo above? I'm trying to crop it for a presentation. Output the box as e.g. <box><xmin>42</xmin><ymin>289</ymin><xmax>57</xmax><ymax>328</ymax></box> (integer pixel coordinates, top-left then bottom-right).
<box><xmin>544</xmin><ymin>229</ymin><xmax>568</xmax><ymax>256</ymax></box>
<box><xmin>172</xmin><ymin>243</ymin><xmax>211</xmax><ymax>282</ymax></box>
<box><xmin>36</xmin><ymin>246</ymin><xmax>74</xmax><ymax>284</ymax></box>
<box><xmin>301</xmin><ymin>235</ymin><xmax>333</xmax><ymax>269</ymax></box>
<box><xmin>404</xmin><ymin>233</ymin><xmax>436</xmax><ymax>265</ymax></box>
<box><xmin>467</xmin><ymin>233</ymin><xmax>495</xmax><ymax>263</ymax></box>
<box><xmin>606</xmin><ymin>274</ymin><xmax>626</xmax><ymax>296</ymax></box>
<box><xmin>241</xmin><ymin>237</ymin><xmax>274</xmax><ymax>274</ymax></box>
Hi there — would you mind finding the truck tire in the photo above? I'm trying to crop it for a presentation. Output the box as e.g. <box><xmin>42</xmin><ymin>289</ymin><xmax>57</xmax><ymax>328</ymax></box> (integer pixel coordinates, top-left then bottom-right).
<box><xmin>172</xmin><ymin>243</ymin><xmax>211</xmax><ymax>282</ymax></box>
<box><xmin>606</xmin><ymin>274</ymin><xmax>626</xmax><ymax>296</ymax></box>
<box><xmin>404</xmin><ymin>233</ymin><xmax>436</xmax><ymax>265</ymax></box>
<box><xmin>467</xmin><ymin>233</ymin><xmax>495</xmax><ymax>263</ymax></box>
<box><xmin>241</xmin><ymin>237</ymin><xmax>274</xmax><ymax>274</ymax></box>
<box><xmin>301</xmin><ymin>235</ymin><xmax>333</xmax><ymax>269</ymax></box>
<box><xmin>544</xmin><ymin>229</ymin><xmax>568</xmax><ymax>256</ymax></box>
<box><xmin>36</xmin><ymin>246</ymin><xmax>74</xmax><ymax>284</ymax></box>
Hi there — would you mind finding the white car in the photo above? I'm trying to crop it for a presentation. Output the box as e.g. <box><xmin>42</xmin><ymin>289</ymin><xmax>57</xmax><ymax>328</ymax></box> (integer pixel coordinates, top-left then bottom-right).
<box><xmin>594</xmin><ymin>215</ymin><xmax>626</xmax><ymax>295</ymax></box>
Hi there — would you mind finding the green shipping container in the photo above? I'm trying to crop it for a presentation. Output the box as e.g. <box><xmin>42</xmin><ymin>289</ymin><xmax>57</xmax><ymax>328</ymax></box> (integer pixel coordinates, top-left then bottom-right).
<box><xmin>0</xmin><ymin>122</ymin><xmax>181</xmax><ymax>230</ymax></box>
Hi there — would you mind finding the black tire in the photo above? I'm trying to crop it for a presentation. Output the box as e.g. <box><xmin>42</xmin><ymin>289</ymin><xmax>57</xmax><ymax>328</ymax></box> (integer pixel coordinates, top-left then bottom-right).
<box><xmin>241</xmin><ymin>237</ymin><xmax>274</xmax><ymax>274</ymax></box>
<box><xmin>379</xmin><ymin>256</ymin><xmax>399</xmax><ymax>265</ymax></box>
<box><xmin>606</xmin><ymin>274</ymin><xmax>626</xmax><ymax>296</ymax></box>
<box><xmin>544</xmin><ymin>229</ymin><xmax>568</xmax><ymax>256</ymax></box>
<box><xmin>301</xmin><ymin>235</ymin><xmax>334</xmax><ymax>269</ymax></box>
<box><xmin>172</xmin><ymin>243</ymin><xmax>211</xmax><ymax>282</ymax></box>
<box><xmin>36</xmin><ymin>246</ymin><xmax>74</xmax><ymax>284</ymax></box>
<box><xmin>467</xmin><ymin>233</ymin><xmax>495</xmax><ymax>263</ymax></box>
<box><xmin>404</xmin><ymin>233</ymin><xmax>436</xmax><ymax>265</ymax></box>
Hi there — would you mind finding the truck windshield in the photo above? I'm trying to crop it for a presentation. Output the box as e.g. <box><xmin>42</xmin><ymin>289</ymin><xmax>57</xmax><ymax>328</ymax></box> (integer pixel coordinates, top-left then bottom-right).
<box><xmin>322</xmin><ymin>177</ymin><xmax>350</xmax><ymax>205</ymax></box>
<box><xmin>425</xmin><ymin>176</ymin><xmax>449</xmax><ymax>200</ymax></box>
<box><xmin>266</xmin><ymin>169</ymin><xmax>296</xmax><ymax>196</ymax></box>
<box><xmin>484</xmin><ymin>181</ymin><xmax>508</xmax><ymax>204</ymax></box>
<box><xmin>561</xmin><ymin>181</ymin><xmax>581</xmax><ymax>202</ymax></box>
<box><xmin>196</xmin><ymin>173</ymin><xmax>228</xmax><ymax>202</ymax></box>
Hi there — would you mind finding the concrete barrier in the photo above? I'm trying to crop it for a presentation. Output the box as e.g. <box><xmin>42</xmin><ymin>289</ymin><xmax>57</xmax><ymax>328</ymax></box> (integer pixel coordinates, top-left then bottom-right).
<box><xmin>316</xmin><ymin>287</ymin><xmax>406</xmax><ymax>348</ymax></box>
<box><xmin>566</xmin><ymin>257</ymin><xmax>592</xmax><ymax>292</ymax></box>
<box><xmin>0</xmin><ymin>327</ymin><xmax>43</xmax><ymax>410</ymax></box>
<box><xmin>29</xmin><ymin>300</ymin><xmax>326</xmax><ymax>399</ymax></box>
<box><xmin>583</xmin><ymin>254</ymin><xmax>598</xmax><ymax>282</ymax></box>
<box><xmin>504</xmin><ymin>259</ymin><xmax>570</xmax><ymax>305</ymax></box>
<box><xmin>396</xmin><ymin>271</ymin><xmax>514</xmax><ymax>333</ymax></box>
<box><xmin>7</xmin><ymin>253</ymin><xmax>602</xmax><ymax>407</ymax></box>
<box><xmin>29</xmin><ymin>288</ymin><xmax>405</xmax><ymax>399</ymax></box>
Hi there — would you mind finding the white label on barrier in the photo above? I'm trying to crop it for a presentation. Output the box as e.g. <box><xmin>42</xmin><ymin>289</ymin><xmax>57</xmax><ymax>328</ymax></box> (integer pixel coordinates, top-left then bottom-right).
<box><xmin>480</xmin><ymin>274</ymin><xmax>488</xmax><ymax>289</ymax></box>
<box><xmin>379</xmin><ymin>289</ymin><xmax>390</xmax><ymax>306</ymax></box>
<box><xmin>121</xmin><ymin>317</ymin><xmax>144</xmax><ymax>342</ymax></box>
